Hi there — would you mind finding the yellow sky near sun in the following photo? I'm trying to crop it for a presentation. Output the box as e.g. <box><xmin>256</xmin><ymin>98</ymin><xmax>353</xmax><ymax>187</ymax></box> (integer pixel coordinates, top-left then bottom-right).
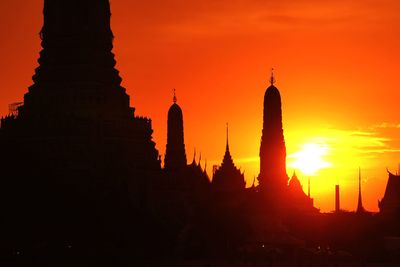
<box><xmin>216</xmin><ymin>122</ymin><xmax>400</xmax><ymax>213</ymax></box>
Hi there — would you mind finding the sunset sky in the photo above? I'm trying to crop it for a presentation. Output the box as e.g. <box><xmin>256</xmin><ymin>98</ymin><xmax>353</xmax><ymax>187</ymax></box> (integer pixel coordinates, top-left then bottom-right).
<box><xmin>1</xmin><ymin>0</ymin><xmax>400</xmax><ymax>212</ymax></box>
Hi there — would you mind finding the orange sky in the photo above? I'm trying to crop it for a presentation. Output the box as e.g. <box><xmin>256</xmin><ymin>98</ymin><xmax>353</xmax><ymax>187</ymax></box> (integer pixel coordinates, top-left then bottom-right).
<box><xmin>1</xmin><ymin>0</ymin><xmax>400</xmax><ymax>212</ymax></box>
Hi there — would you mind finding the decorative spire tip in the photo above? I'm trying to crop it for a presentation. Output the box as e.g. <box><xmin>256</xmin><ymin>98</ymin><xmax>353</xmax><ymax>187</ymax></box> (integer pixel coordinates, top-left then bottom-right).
<box><xmin>226</xmin><ymin>122</ymin><xmax>229</xmax><ymax>150</ymax></box>
<box><xmin>173</xmin><ymin>88</ymin><xmax>177</xmax><ymax>104</ymax></box>
<box><xmin>270</xmin><ymin>68</ymin><xmax>276</xmax><ymax>86</ymax></box>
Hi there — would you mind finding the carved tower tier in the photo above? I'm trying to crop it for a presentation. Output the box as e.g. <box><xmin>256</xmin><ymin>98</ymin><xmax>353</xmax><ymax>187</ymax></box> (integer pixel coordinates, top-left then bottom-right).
<box><xmin>20</xmin><ymin>0</ymin><xmax>132</xmax><ymax>120</ymax></box>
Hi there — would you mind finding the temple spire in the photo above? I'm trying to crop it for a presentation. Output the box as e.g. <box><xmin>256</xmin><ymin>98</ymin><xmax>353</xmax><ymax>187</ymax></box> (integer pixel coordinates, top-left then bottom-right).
<box><xmin>357</xmin><ymin>167</ymin><xmax>365</xmax><ymax>213</ymax></box>
<box><xmin>212</xmin><ymin>126</ymin><xmax>246</xmax><ymax>191</ymax></box>
<box><xmin>258</xmin><ymin>68</ymin><xmax>287</xmax><ymax>197</ymax></box>
<box><xmin>164</xmin><ymin>89</ymin><xmax>187</xmax><ymax>171</ymax></box>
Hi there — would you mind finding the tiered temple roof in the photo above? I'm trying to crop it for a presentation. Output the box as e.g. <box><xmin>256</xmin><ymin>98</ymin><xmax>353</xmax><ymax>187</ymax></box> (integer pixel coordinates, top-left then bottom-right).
<box><xmin>287</xmin><ymin>171</ymin><xmax>317</xmax><ymax>213</ymax></box>
<box><xmin>212</xmin><ymin>125</ymin><xmax>245</xmax><ymax>191</ymax></box>
<box><xmin>379</xmin><ymin>171</ymin><xmax>400</xmax><ymax>215</ymax></box>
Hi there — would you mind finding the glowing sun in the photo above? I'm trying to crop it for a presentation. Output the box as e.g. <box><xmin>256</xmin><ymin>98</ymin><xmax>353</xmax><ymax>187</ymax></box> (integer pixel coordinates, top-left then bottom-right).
<box><xmin>289</xmin><ymin>143</ymin><xmax>332</xmax><ymax>176</ymax></box>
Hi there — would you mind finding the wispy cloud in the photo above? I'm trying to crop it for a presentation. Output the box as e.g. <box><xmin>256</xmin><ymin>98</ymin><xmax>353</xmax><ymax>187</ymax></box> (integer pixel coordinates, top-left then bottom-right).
<box><xmin>372</xmin><ymin>122</ymin><xmax>400</xmax><ymax>129</ymax></box>
<box><xmin>358</xmin><ymin>148</ymin><xmax>400</xmax><ymax>154</ymax></box>
<box><xmin>117</xmin><ymin>0</ymin><xmax>400</xmax><ymax>38</ymax></box>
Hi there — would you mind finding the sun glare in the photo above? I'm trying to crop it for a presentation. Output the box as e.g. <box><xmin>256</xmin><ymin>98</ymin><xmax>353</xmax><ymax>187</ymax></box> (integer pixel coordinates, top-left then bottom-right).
<box><xmin>289</xmin><ymin>143</ymin><xmax>331</xmax><ymax>176</ymax></box>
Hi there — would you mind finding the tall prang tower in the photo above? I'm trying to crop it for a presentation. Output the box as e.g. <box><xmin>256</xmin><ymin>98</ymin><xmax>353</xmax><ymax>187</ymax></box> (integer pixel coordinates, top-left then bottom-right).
<box><xmin>164</xmin><ymin>90</ymin><xmax>187</xmax><ymax>171</ymax></box>
<box><xmin>7</xmin><ymin>0</ymin><xmax>160</xmax><ymax>172</ymax></box>
<box><xmin>258</xmin><ymin>70</ymin><xmax>288</xmax><ymax>200</ymax></box>
<box><xmin>0</xmin><ymin>0</ymin><xmax>160</xmax><ymax>245</ymax></box>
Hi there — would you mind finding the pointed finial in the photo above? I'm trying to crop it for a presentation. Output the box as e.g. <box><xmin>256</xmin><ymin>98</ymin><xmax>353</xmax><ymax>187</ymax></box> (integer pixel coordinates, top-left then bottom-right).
<box><xmin>270</xmin><ymin>68</ymin><xmax>276</xmax><ymax>86</ymax></box>
<box><xmin>173</xmin><ymin>88</ymin><xmax>177</xmax><ymax>104</ymax></box>
<box><xmin>226</xmin><ymin>122</ymin><xmax>230</xmax><ymax>151</ymax></box>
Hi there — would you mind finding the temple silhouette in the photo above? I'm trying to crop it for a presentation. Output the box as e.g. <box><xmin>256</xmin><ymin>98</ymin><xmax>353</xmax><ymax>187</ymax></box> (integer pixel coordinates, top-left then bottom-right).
<box><xmin>211</xmin><ymin>124</ymin><xmax>246</xmax><ymax>192</ymax></box>
<box><xmin>1</xmin><ymin>0</ymin><xmax>400</xmax><ymax>265</ymax></box>
<box><xmin>357</xmin><ymin>168</ymin><xmax>366</xmax><ymax>214</ymax></box>
<box><xmin>0</xmin><ymin>0</ymin><xmax>161</xmax><ymax>252</ymax></box>
<box><xmin>379</xmin><ymin>170</ymin><xmax>400</xmax><ymax>215</ymax></box>
<box><xmin>257</xmin><ymin>72</ymin><xmax>316</xmax><ymax>214</ymax></box>
<box><xmin>258</xmin><ymin>72</ymin><xmax>288</xmax><ymax>200</ymax></box>
<box><xmin>164</xmin><ymin>90</ymin><xmax>187</xmax><ymax>172</ymax></box>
